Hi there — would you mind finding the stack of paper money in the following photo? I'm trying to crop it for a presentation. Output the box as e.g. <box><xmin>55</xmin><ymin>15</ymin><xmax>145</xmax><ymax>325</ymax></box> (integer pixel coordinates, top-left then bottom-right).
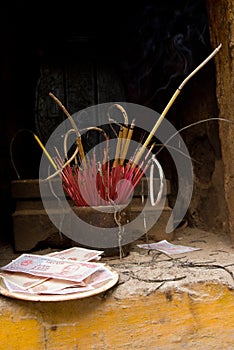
<box><xmin>0</xmin><ymin>247</ymin><xmax>116</xmax><ymax>295</ymax></box>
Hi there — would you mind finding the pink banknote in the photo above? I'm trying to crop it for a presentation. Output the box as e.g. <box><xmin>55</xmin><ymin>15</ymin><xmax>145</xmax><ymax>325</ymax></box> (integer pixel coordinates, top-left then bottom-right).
<box><xmin>0</xmin><ymin>254</ymin><xmax>103</xmax><ymax>283</ymax></box>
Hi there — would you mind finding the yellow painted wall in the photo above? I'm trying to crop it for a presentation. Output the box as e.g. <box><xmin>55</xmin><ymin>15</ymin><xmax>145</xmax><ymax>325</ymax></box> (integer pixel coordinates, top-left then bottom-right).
<box><xmin>0</xmin><ymin>283</ymin><xmax>233</xmax><ymax>350</ymax></box>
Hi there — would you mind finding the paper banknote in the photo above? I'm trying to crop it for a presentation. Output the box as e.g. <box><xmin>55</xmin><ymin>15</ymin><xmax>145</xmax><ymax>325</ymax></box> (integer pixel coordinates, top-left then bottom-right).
<box><xmin>137</xmin><ymin>239</ymin><xmax>201</xmax><ymax>254</ymax></box>
<box><xmin>0</xmin><ymin>254</ymin><xmax>103</xmax><ymax>282</ymax></box>
<box><xmin>48</xmin><ymin>246</ymin><xmax>104</xmax><ymax>262</ymax></box>
<box><xmin>0</xmin><ymin>247</ymin><xmax>116</xmax><ymax>295</ymax></box>
<box><xmin>1</xmin><ymin>264</ymin><xmax>115</xmax><ymax>295</ymax></box>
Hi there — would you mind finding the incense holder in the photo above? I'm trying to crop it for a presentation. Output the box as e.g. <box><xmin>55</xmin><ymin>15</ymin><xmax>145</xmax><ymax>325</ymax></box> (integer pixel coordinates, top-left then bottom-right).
<box><xmin>11</xmin><ymin>179</ymin><xmax>174</xmax><ymax>254</ymax></box>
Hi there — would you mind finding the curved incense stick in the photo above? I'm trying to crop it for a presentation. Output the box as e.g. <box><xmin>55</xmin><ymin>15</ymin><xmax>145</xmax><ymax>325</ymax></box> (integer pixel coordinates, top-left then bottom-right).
<box><xmin>49</xmin><ymin>92</ymin><xmax>86</xmax><ymax>167</ymax></box>
<box><xmin>132</xmin><ymin>43</ymin><xmax>222</xmax><ymax>167</ymax></box>
<box><xmin>110</xmin><ymin>104</ymin><xmax>130</xmax><ymax>167</ymax></box>
<box><xmin>108</xmin><ymin>103</ymin><xmax>129</xmax><ymax>126</ymax></box>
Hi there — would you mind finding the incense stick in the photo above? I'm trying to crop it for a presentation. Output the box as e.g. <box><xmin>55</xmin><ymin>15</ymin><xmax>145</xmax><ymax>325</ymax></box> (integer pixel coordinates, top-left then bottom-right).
<box><xmin>34</xmin><ymin>133</ymin><xmax>57</xmax><ymax>170</ymax></box>
<box><xmin>131</xmin><ymin>43</ymin><xmax>222</xmax><ymax>167</ymax></box>
<box><xmin>120</xmin><ymin>119</ymin><xmax>135</xmax><ymax>165</ymax></box>
<box><xmin>119</xmin><ymin>125</ymin><xmax>129</xmax><ymax>159</ymax></box>
<box><xmin>49</xmin><ymin>92</ymin><xmax>87</xmax><ymax>168</ymax></box>
<box><xmin>113</xmin><ymin>126</ymin><xmax>123</xmax><ymax>167</ymax></box>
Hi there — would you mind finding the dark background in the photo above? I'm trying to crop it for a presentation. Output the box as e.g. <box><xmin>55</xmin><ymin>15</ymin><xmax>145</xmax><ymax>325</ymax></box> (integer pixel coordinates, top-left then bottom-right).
<box><xmin>1</xmin><ymin>0</ymin><xmax>215</xmax><ymax>241</ymax></box>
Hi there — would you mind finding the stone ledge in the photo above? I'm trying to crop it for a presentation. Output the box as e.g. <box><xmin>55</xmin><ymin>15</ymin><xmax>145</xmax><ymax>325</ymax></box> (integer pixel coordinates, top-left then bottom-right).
<box><xmin>0</xmin><ymin>283</ymin><xmax>233</xmax><ymax>350</ymax></box>
<box><xmin>0</xmin><ymin>227</ymin><xmax>233</xmax><ymax>349</ymax></box>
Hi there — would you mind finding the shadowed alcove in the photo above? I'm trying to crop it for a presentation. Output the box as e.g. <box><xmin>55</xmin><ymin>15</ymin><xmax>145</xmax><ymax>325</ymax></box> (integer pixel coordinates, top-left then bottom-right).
<box><xmin>1</xmin><ymin>0</ymin><xmax>233</xmax><ymax>248</ymax></box>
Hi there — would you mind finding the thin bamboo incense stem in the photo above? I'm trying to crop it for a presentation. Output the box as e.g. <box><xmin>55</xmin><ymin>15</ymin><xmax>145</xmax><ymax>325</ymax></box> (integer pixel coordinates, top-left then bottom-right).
<box><xmin>120</xmin><ymin>119</ymin><xmax>135</xmax><ymax>165</ymax></box>
<box><xmin>109</xmin><ymin>103</ymin><xmax>129</xmax><ymax>167</ymax></box>
<box><xmin>49</xmin><ymin>92</ymin><xmax>86</xmax><ymax>167</ymax></box>
<box><xmin>102</xmin><ymin>140</ymin><xmax>109</xmax><ymax>171</ymax></box>
<box><xmin>45</xmin><ymin>146</ymin><xmax>79</xmax><ymax>180</ymax></box>
<box><xmin>113</xmin><ymin>126</ymin><xmax>123</xmax><ymax>167</ymax></box>
<box><xmin>178</xmin><ymin>43</ymin><xmax>222</xmax><ymax>90</ymax></box>
<box><xmin>114</xmin><ymin>105</ymin><xmax>129</xmax><ymax>157</ymax></box>
<box><xmin>34</xmin><ymin>133</ymin><xmax>57</xmax><ymax>170</ymax></box>
<box><xmin>132</xmin><ymin>43</ymin><xmax>222</xmax><ymax>167</ymax></box>
<box><xmin>120</xmin><ymin>125</ymin><xmax>129</xmax><ymax>159</ymax></box>
<box><xmin>108</xmin><ymin>103</ymin><xmax>129</xmax><ymax>126</ymax></box>
<box><xmin>131</xmin><ymin>89</ymin><xmax>179</xmax><ymax>167</ymax></box>
<box><xmin>63</xmin><ymin>128</ymin><xmax>76</xmax><ymax>160</ymax></box>
<box><xmin>77</xmin><ymin>137</ymin><xmax>86</xmax><ymax>165</ymax></box>
<box><xmin>144</xmin><ymin>142</ymin><xmax>156</xmax><ymax>161</ymax></box>
<box><xmin>49</xmin><ymin>92</ymin><xmax>78</xmax><ymax>134</ymax></box>
<box><xmin>83</xmin><ymin>126</ymin><xmax>109</xmax><ymax>141</ymax></box>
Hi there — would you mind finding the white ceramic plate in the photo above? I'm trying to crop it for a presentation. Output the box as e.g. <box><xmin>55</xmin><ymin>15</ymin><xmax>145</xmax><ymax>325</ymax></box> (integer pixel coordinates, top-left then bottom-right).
<box><xmin>0</xmin><ymin>266</ymin><xmax>119</xmax><ymax>302</ymax></box>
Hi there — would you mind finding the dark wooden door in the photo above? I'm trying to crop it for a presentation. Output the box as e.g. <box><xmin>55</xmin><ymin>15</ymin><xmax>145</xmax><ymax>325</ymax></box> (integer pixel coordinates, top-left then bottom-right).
<box><xmin>35</xmin><ymin>61</ymin><xmax>126</xmax><ymax>143</ymax></box>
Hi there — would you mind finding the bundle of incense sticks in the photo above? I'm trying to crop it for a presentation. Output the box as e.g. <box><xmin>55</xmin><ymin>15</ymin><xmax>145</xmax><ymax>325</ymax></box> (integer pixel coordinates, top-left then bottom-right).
<box><xmin>34</xmin><ymin>44</ymin><xmax>222</xmax><ymax>208</ymax></box>
<box><xmin>54</xmin><ymin>116</ymin><xmax>149</xmax><ymax>207</ymax></box>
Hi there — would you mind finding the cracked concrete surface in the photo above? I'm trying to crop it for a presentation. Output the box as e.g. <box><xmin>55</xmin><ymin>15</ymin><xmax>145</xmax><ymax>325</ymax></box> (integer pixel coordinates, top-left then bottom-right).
<box><xmin>105</xmin><ymin>227</ymin><xmax>234</xmax><ymax>298</ymax></box>
<box><xmin>0</xmin><ymin>227</ymin><xmax>233</xmax><ymax>299</ymax></box>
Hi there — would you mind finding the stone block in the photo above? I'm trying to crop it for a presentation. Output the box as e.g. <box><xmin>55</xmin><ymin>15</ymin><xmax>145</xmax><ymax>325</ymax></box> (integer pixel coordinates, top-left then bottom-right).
<box><xmin>11</xmin><ymin>178</ymin><xmax>174</xmax><ymax>252</ymax></box>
